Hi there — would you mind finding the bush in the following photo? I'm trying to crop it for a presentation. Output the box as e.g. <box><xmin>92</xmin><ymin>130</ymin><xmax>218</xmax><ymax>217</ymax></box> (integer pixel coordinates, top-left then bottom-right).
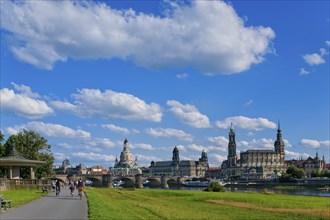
<box><xmin>204</xmin><ymin>181</ymin><xmax>225</xmax><ymax>192</ymax></box>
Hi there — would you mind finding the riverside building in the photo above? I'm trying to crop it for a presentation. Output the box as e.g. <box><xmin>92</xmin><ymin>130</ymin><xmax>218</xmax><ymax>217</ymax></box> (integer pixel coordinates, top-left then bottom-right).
<box><xmin>149</xmin><ymin>147</ymin><xmax>209</xmax><ymax>177</ymax></box>
<box><xmin>220</xmin><ymin>123</ymin><xmax>286</xmax><ymax>179</ymax></box>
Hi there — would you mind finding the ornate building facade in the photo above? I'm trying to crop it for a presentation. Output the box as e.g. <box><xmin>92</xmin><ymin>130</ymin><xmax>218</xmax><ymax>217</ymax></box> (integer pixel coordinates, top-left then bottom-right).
<box><xmin>149</xmin><ymin>147</ymin><xmax>209</xmax><ymax>177</ymax></box>
<box><xmin>54</xmin><ymin>159</ymin><xmax>88</xmax><ymax>175</ymax></box>
<box><xmin>220</xmin><ymin>123</ymin><xmax>286</xmax><ymax>179</ymax></box>
<box><xmin>110</xmin><ymin>139</ymin><xmax>141</xmax><ymax>176</ymax></box>
<box><xmin>285</xmin><ymin>152</ymin><xmax>326</xmax><ymax>178</ymax></box>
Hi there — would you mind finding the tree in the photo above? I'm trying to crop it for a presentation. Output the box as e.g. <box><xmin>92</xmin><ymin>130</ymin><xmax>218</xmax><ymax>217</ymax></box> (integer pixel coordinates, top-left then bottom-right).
<box><xmin>204</xmin><ymin>181</ymin><xmax>225</xmax><ymax>192</ymax></box>
<box><xmin>0</xmin><ymin>131</ymin><xmax>4</xmax><ymax>157</ymax></box>
<box><xmin>286</xmin><ymin>165</ymin><xmax>306</xmax><ymax>179</ymax></box>
<box><xmin>3</xmin><ymin>129</ymin><xmax>55</xmax><ymax>179</ymax></box>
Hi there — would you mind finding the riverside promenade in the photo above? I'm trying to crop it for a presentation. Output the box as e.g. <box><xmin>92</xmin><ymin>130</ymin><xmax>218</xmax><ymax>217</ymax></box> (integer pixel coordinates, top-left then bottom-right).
<box><xmin>0</xmin><ymin>188</ymin><xmax>88</xmax><ymax>219</ymax></box>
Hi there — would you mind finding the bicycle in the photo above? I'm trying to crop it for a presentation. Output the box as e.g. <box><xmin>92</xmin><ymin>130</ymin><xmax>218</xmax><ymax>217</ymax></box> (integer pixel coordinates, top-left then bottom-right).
<box><xmin>55</xmin><ymin>186</ymin><xmax>60</xmax><ymax>196</ymax></box>
<box><xmin>78</xmin><ymin>187</ymin><xmax>83</xmax><ymax>200</ymax></box>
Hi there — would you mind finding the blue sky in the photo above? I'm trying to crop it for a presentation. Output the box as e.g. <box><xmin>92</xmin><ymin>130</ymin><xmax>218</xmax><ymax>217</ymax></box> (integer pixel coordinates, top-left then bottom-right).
<box><xmin>1</xmin><ymin>0</ymin><xmax>329</xmax><ymax>168</ymax></box>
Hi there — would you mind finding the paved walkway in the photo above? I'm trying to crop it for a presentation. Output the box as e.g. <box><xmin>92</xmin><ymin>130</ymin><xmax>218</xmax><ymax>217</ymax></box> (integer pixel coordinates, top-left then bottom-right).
<box><xmin>0</xmin><ymin>188</ymin><xmax>88</xmax><ymax>220</ymax></box>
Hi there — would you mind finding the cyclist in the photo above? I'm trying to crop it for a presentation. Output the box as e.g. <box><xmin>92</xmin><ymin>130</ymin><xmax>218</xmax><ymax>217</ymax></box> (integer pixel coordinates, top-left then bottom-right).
<box><xmin>55</xmin><ymin>179</ymin><xmax>61</xmax><ymax>196</ymax></box>
<box><xmin>77</xmin><ymin>178</ymin><xmax>84</xmax><ymax>199</ymax></box>
<box><xmin>69</xmin><ymin>181</ymin><xmax>75</xmax><ymax>197</ymax></box>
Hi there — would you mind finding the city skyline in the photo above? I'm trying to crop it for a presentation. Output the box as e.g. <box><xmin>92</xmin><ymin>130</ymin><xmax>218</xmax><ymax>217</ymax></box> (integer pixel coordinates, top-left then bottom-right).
<box><xmin>1</xmin><ymin>1</ymin><xmax>329</xmax><ymax>168</ymax></box>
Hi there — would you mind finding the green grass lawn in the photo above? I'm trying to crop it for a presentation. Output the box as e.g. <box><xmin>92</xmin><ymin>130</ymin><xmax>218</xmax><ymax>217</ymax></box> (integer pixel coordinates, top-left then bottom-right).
<box><xmin>1</xmin><ymin>189</ymin><xmax>46</xmax><ymax>208</ymax></box>
<box><xmin>85</xmin><ymin>187</ymin><xmax>330</xmax><ymax>220</ymax></box>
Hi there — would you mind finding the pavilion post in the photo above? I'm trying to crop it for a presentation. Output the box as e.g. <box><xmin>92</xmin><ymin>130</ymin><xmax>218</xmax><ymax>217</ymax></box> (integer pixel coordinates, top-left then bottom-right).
<box><xmin>9</xmin><ymin>166</ymin><xmax>13</xmax><ymax>179</ymax></box>
<box><xmin>30</xmin><ymin>167</ymin><xmax>35</xmax><ymax>179</ymax></box>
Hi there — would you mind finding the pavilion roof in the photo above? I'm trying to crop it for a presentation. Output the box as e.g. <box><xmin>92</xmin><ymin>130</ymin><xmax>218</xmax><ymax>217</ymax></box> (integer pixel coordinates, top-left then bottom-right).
<box><xmin>0</xmin><ymin>149</ymin><xmax>46</xmax><ymax>167</ymax></box>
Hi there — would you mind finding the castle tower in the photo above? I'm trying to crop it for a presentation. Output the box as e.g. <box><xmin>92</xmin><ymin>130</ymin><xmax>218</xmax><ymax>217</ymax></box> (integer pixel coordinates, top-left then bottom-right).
<box><xmin>274</xmin><ymin>121</ymin><xmax>285</xmax><ymax>161</ymax></box>
<box><xmin>227</xmin><ymin>123</ymin><xmax>237</xmax><ymax>167</ymax></box>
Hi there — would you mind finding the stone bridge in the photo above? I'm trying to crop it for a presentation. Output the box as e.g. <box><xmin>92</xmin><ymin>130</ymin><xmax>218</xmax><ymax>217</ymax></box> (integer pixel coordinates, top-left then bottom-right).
<box><xmin>56</xmin><ymin>174</ymin><xmax>190</xmax><ymax>188</ymax></box>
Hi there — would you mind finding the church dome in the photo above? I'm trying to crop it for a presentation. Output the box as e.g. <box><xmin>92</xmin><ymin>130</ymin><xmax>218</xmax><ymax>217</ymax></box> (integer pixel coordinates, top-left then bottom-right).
<box><xmin>62</xmin><ymin>158</ymin><xmax>71</xmax><ymax>168</ymax></box>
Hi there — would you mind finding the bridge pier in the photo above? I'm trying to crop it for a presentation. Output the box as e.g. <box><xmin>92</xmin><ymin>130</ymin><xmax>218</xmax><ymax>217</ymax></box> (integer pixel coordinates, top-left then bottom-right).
<box><xmin>135</xmin><ymin>174</ymin><xmax>143</xmax><ymax>188</ymax></box>
<box><xmin>161</xmin><ymin>175</ymin><xmax>169</xmax><ymax>189</ymax></box>
<box><xmin>103</xmin><ymin>174</ymin><xmax>113</xmax><ymax>188</ymax></box>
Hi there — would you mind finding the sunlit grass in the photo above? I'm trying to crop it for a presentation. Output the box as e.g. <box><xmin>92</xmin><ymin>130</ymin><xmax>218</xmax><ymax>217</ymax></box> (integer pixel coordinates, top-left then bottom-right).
<box><xmin>1</xmin><ymin>189</ymin><xmax>46</xmax><ymax>208</ymax></box>
<box><xmin>85</xmin><ymin>187</ymin><xmax>330</xmax><ymax>220</ymax></box>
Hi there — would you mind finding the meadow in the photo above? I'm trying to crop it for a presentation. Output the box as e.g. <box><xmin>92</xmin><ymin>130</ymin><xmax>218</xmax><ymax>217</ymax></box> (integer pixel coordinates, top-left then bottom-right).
<box><xmin>85</xmin><ymin>188</ymin><xmax>330</xmax><ymax>220</ymax></box>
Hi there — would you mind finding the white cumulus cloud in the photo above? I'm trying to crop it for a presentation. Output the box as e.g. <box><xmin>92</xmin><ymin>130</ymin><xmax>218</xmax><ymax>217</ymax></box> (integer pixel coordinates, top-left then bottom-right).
<box><xmin>50</xmin><ymin>88</ymin><xmax>162</xmax><ymax>122</ymax></box>
<box><xmin>167</xmin><ymin>100</ymin><xmax>211</xmax><ymax>128</ymax></box>
<box><xmin>1</xmin><ymin>1</ymin><xmax>275</xmax><ymax>74</ymax></box>
<box><xmin>102</xmin><ymin>124</ymin><xmax>130</xmax><ymax>136</ymax></box>
<box><xmin>5</xmin><ymin>122</ymin><xmax>91</xmax><ymax>139</ymax></box>
<box><xmin>145</xmin><ymin>127</ymin><xmax>194</xmax><ymax>142</ymax></box>
<box><xmin>0</xmin><ymin>84</ymin><xmax>53</xmax><ymax>119</ymax></box>
<box><xmin>215</xmin><ymin>116</ymin><xmax>276</xmax><ymax>131</ymax></box>
<box><xmin>300</xmin><ymin>139</ymin><xmax>330</xmax><ymax>149</ymax></box>
<box><xmin>303</xmin><ymin>53</ymin><xmax>325</xmax><ymax>66</ymax></box>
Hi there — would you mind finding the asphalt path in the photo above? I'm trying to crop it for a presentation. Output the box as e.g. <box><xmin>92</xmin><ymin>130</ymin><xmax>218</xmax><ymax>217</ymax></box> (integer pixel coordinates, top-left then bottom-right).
<box><xmin>0</xmin><ymin>188</ymin><xmax>88</xmax><ymax>220</ymax></box>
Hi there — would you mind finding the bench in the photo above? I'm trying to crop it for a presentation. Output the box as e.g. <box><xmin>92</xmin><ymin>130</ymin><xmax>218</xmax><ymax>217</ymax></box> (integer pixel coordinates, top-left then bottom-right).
<box><xmin>42</xmin><ymin>186</ymin><xmax>49</xmax><ymax>193</ymax></box>
<box><xmin>0</xmin><ymin>195</ymin><xmax>11</xmax><ymax>210</ymax></box>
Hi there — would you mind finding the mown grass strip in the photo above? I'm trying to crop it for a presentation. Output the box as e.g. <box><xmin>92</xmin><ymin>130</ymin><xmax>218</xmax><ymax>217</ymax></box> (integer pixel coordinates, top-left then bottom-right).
<box><xmin>85</xmin><ymin>188</ymin><xmax>330</xmax><ymax>220</ymax></box>
<box><xmin>1</xmin><ymin>189</ymin><xmax>46</xmax><ymax>208</ymax></box>
<box><xmin>208</xmin><ymin>199</ymin><xmax>329</xmax><ymax>218</ymax></box>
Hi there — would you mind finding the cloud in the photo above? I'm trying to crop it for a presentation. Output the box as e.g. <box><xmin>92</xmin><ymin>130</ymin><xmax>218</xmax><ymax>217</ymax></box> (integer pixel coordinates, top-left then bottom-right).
<box><xmin>133</xmin><ymin>143</ymin><xmax>155</xmax><ymax>151</ymax></box>
<box><xmin>167</xmin><ymin>100</ymin><xmax>211</xmax><ymax>128</ymax></box>
<box><xmin>215</xmin><ymin>116</ymin><xmax>276</xmax><ymax>131</ymax></box>
<box><xmin>211</xmin><ymin>154</ymin><xmax>227</xmax><ymax>165</ymax></box>
<box><xmin>285</xmin><ymin>150</ymin><xmax>310</xmax><ymax>160</ymax></box>
<box><xmin>303</xmin><ymin>53</ymin><xmax>325</xmax><ymax>66</ymax></box>
<box><xmin>51</xmin><ymin>88</ymin><xmax>162</xmax><ymax>122</ymax></box>
<box><xmin>208</xmin><ymin>136</ymin><xmax>228</xmax><ymax>148</ymax></box>
<box><xmin>1</xmin><ymin>1</ymin><xmax>275</xmax><ymax>74</ymax></box>
<box><xmin>176</xmin><ymin>73</ymin><xmax>188</xmax><ymax>79</ymax></box>
<box><xmin>187</xmin><ymin>144</ymin><xmax>205</xmax><ymax>152</ymax></box>
<box><xmin>81</xmin><ymin>137</ymin><xmax>115</xmax><ymax>149</ymax></box>
<box><xmin>238</xmin><ymin>138</ymin><xmax>275</xmax><ymax>151</ymax></box>
<box><xmin>102</xmin><ymin>124</ymin><xmax>130</xmax><ymax>136</ymax></box>
<box><xmin>5</xmin><ymin>121</ymin><xmax>91</xmax><ymax>139</ymax></box>
<box><xmin>299</xmin><ymin>68</ymin><xmax>310</xmax><ymax>76</ymax></box>
<box><xmin>74</xmin><ymin>152</ymin><xmax>115</xmax><ymax>162</ymax></box>
<box><xmin>145</xmin><ymin>128</ymin><xmax>194</xmax><ymax>142</ymax></box>
<box><xmin>299</xmin><ymin>139</ymin><xmax>330</xmax><ymax>149</ymax></box>
<box><xmin>58</xmin><ymin>143</ymin><xmax>73</xmax><ymax>149</ymax></box>
<box><xmin>0</xmin><ymin>85</ymin><xmax>53</xmax><ymax>119</ymax></box>
<box><xmin>244</xmin><ymin>99</ymin><xmax>253</xmax><ymax>107</ymax></box>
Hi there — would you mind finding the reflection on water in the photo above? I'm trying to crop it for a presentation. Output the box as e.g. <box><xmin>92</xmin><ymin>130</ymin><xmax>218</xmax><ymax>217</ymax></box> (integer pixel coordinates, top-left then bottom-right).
<box><xmin>168</xmin><ymin>186</ymin><xmax>330</xmax><ymax>197</ymax></box>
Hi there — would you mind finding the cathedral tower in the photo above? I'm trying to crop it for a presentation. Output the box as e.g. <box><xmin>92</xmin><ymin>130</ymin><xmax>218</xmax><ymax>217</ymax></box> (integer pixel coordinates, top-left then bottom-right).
<box><xmin>227</xmin><ymin>123</ymin><xmax>237</xmax><ymax>167</ymax></box>
<box><xmin>274</xmin><ymin>121</ymin><xmax>285</xmax><ymax>161</ymax></box>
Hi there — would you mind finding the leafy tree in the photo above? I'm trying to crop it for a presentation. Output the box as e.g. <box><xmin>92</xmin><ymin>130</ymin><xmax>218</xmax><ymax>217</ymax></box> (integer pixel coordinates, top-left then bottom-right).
<box><xmin>3</xmin><ymin>129</ymin><xmax>55</xmax><ymax>179</ymax></box>
<box><xmin>0</xmin><ymin>131</ymin><xmax>4</xmax><ymax>157</ymax></box>
<box><xmin>286</xmin><ymin>165</ymin><xmax>306</xmax><ymax>179</ymax></box>
<box><xmin>204</xmin><ymin>181</ymin><xmax>225</xmax><ymax>192</ymax></box>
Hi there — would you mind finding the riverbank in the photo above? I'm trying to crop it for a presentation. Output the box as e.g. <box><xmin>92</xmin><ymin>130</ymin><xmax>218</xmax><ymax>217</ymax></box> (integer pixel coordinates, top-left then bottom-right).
<box><xmin>85</xmin><ymin>187</ymin><xmax>330</xmax><ymax>220</ymax></box>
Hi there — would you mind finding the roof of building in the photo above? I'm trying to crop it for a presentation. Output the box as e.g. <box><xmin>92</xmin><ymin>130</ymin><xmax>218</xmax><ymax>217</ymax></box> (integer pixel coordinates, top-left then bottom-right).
<box><xmin>180</xmin><ymin>160</ymin><xmax>196</xmax><ymax>166</ymax></box>
<box><xmin>0</xmin><ymin>149</ymin><xmax>46</xmax><ymax>167</ymax></box>
<box><xmin>241</xmin><ymin>149</ymin><xmax>276</xmax><ymax>154</ymax></box>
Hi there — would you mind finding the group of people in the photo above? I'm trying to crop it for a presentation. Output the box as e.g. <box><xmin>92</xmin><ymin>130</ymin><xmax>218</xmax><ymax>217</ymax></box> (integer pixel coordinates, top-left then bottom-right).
<box><xmin>51</xmin><ymin>178</ymin><xmax>85</xmax><ymax>197</ymax></box>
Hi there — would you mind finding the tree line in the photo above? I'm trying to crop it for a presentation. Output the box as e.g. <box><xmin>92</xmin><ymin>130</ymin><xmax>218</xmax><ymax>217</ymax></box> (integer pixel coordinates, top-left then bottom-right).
<box><xmin>0</xmin><ymin>130</ymin><xmax>55</xmax><ymax>179</ymax></box>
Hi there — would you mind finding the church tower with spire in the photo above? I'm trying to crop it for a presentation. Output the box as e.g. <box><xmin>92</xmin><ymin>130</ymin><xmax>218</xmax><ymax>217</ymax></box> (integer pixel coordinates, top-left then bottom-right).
<box><xmin>227</xmin><ymin>123</ymin><xmax>237</xmax><ymax>167</ymax></box>
<box><xmin>274</xmin><ymin>121</ymin><xmax>285</xmax><ymax>162</ymax></box>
